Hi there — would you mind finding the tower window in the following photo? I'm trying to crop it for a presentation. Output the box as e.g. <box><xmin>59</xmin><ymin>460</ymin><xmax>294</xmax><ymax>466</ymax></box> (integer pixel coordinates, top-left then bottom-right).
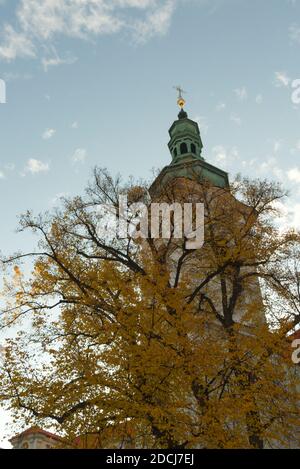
<box><xmin>191</xmin><ymin>143</ymin><xmax>196</xmax><ymax>154</ymax></box>
<box><xmin>180</xmin><ymin>142</ymin><xmax>188</xmax><ymax>154</ymax></box>
<box><xmin>174</xmin><ymin>147</ymin><xmax>177</xmax><ymax>157</ymax></box>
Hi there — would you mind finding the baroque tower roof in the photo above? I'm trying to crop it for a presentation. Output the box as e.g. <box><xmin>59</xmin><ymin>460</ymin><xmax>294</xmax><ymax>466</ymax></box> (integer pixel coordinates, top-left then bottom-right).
<box><xmin>149</xmin><ymin>95</ymin><xmax>229</xmax><ymax>197</ymax></box>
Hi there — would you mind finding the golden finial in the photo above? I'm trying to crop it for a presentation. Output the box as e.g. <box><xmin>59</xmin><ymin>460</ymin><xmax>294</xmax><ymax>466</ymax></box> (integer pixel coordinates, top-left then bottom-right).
<box><xmin>174</xmin><ymin>85</ymin><xmax>186</xmax><ymax>109</ymax></box>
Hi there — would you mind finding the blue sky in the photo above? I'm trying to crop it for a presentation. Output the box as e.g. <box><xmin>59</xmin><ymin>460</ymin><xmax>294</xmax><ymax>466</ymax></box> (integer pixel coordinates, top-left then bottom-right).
<box><xmin>0</xmin><ymin>0</ymin><xmax>300</xmax><ymax>446</ymax></box>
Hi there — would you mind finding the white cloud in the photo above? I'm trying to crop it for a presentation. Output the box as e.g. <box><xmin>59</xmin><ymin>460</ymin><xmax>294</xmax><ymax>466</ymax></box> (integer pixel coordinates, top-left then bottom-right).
<box><xmin>287</xmin><ymin>167</ymin><xmax>300</xmax><ymax>183</ymax></box>
<box><xmin>132</xmin><ymin>0</ymin><xmax>175</xmax><ymax>43</ymax></box>
<box><xmin>0</xmin><ymin>24</ymin><xmax>35</xmax><ymax>60</ymax></box>
<box><xmin>24</xmin><ymin>158</ymin><xmax>49</xmax><ymax>174</ymax></box>
<box><xmin>71</xmin><ymin>121</ymin><xmax>79</xmax><ymax>129</ymax></box>
<box><xmin>0</xmin><ymin>0</ymin><xmax>177</xmax><ymax>63</ymax></box>
<box><xmin>2</xmin><ymin>71</ymin><xmax>32</xmax><ymax>81</ymax></box>
<box><xmin>258</xmin><ymin>157</ymin><xmax>284</xmax><ymax>180</ymax></box>
<box><xmin>16</xmin><ymin>0</ymin><xmax>124</xmax><ymax>40</ymax></box>
<box><xmin>234</xmin><ymin>86</ymin><xmax>247</xmax><ymax>101</ymax></box>
<box><xmin>50</xmin><ymin>192</ymin><xmax>68</xmax><ymax>206</ymax></box>
<box><xmin>212</xmin><ymin>145</ymin><xmax>227</xmax><ymax>162</ymax></box>
<box><xmin>72</xmin><ymin>148</ymin><xmax>87</xmax><ymax>163</ymax></box>
<box><xmin>241</xmin><ymin>158</ymin><xmax>257</xmax><ymax>168</ymax></box>
<box><xmin>255</xmin><ymin>94</ymin><xmax>263</xmax><ymax>104</ymax></box>
<box><xmin>0</xmin><ymin>163</ymin><xmax>15</xmax><ymax>179</ymax></box>
<box><xmin>42</xmin><ymin>54</ymin><xmax>77</xmax><ymax>71</ymax></box>
<box><xmin>272</xmin><ymin>199</ymin><xmax>300</xmax><ymax>232</ymax></box>
<box><xmin>211</xmin><ymin>145</ymin><xmax>239</xmax><ymax>170</ymax></box>
<box><xmin>274</xmin><ymin>71</ymin><xmax>290</xmax><ymax>87</ymax></box>
<box><xmin>42</xmin><ymin>128</ymin><xmax>56</xmax><ymax>140</ymax></box>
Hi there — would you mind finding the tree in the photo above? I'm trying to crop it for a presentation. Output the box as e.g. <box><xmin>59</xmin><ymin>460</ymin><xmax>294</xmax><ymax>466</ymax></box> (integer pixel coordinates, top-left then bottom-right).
<box><xmin>0</xmin><ymin>167</ymin><xmax>299</xmax><ymax>448</ymax></box>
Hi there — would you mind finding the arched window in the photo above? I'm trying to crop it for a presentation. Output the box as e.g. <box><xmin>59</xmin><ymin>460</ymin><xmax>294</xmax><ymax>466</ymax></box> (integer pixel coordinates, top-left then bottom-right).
<box><xmin>174</xmin><ymin>147</ymin><xmax>177</xmax><ymax>157</ymax></box>
<box><xmin>180</xmin><ymin>142</ymin><xmax>188</xmax><ymax>154</ymax></box>
<box><xmin>191</xmin><ymin>143</ymin><xmax>196</xmax><ymax>154</ymax></box>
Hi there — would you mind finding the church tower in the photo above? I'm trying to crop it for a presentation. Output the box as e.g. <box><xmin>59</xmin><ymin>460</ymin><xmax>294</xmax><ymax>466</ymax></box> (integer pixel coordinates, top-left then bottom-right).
<box><xmin>148</xmin><ymin>90</ymin><xmax>266</xmax><ymax>328</ymax></box>
<box><xmin>149</xmin><ymin>89</ymin><xmax>229</xmax><ymax>198</ymax></box>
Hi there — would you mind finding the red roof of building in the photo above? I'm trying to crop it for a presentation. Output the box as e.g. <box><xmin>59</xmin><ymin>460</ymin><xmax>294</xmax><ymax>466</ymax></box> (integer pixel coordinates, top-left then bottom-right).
<box><xmin>289</xmin><ymin>329</ymin><xmax>300</xmax><ymax>341</ymax></box>
<box><xmin>9</xmin><ymin>426</ymin><xmax>63</xmax><ymax>443</ymax></box>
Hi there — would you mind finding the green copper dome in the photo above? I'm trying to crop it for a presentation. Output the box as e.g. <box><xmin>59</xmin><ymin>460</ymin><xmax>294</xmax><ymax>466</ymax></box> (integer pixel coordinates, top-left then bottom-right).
<box><xmin>149</xmin><ymin>107</ymin><xmax>229</xmax><ymax>197</ymax></box>
<box><xmin>168</xmin><ymin>109</ymin><xmax>203</xmax><ymax>164</ymax></box>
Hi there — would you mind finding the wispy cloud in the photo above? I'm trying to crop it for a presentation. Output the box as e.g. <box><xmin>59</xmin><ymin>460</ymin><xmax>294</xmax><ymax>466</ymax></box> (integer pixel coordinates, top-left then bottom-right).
<box><xmin>287</xmin><ymin>167</ymin><xmax>300</xmax><ymax>183</ymax></box>
<box><xmin>0</xmin><ymin>24</ymin><xmax>36</xmax><ymax>60</ymax></box>
<box><xmin>42</xmin><ymin>128</ymin><xmax>56</xmax><ymax>140</ymax></box>
<box><xmin>72</xmin><ymin>148</ymin><xmax>87</xmax><ymax>164</ymax></box>
<box><xmin>42</xmin><ymin>52</ymin><xmax>77</xmax><ymax>71</ymax></box>
<box><xmin>71</xmin><ymin>121</ymin><xmax>79</xmax><ymax>129</ymax></box>
<box><xmin>212</xmin><ymin>145</ymin><xmax>227</xmax><ymax>163</ymax></box>
<box><xmin>2</xmin><ymin>71</ymin><xmax>32</xmax><ymax>81</ymax></box>
<box><xmin>211</xmin><ymin>145</ymin><xmax>239</xmax><ymax>170</ymax></box>
<box><xmin>132</xmin><ymin>0</ymin><xmax>175</xmax><ymax>43</ymax></box>
<box><xmin>274</xmin><ymin>71</ymin><xmax>290</xmax><ymax>87</ymax></box>
<box><xmin>0</xmin><ymin>0</ymin><xmax>178</xmax><ymax>64</ymax></box>
<box><xmin>24</xmin><ymin>158</ymin><xmax>49</xmax><ymax>175</ymax></box>
<box><xmin>50</xmin><ymin>192</ymin><xmax>68</xmax><ymax>206</ymax></box>
<box><xmin>258</xmin><ymin>157</ymin><xmax>284</xmax><ymax>181</ymax></box>
<box><xmin>255</xmin><ymin>94</ymin><xmax>263</xmax><ymax>104</ymax></box>
<box><xmin>0</xmin><ymin>163</ymin><xmax>16</xmax><ymax>179</ymax></box>
<box><xmin>272</xmin><ymin>198</ymin><xmax>300</xmax><ymax>232</ymax></box>
<box><xmin>234</xmin><ymin>86</ymin><xmax>247</xmax><ymax>101</ymax></box>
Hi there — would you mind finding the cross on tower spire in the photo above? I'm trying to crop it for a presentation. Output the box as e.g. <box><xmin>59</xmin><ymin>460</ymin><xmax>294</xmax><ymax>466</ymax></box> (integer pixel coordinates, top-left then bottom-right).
<box><xmin>174</xmin><ymin>85</ymin><xmax>186</xmax><ymax>109</ymax></box>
